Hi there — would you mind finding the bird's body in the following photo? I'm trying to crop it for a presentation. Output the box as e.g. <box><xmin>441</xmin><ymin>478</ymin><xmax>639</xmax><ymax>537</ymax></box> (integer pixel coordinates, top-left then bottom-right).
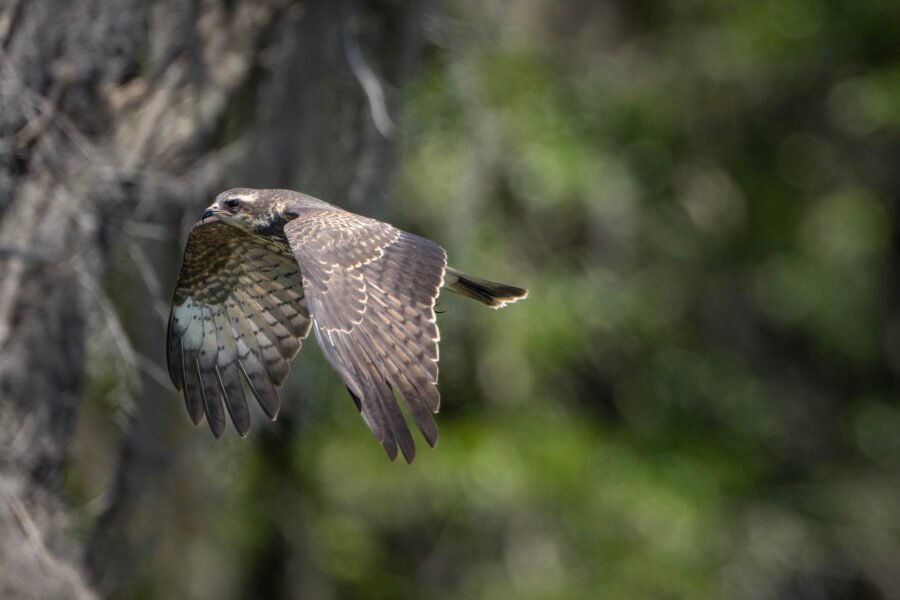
<box><xmin>167</xmin><ymin>188</ymin><xmax>527</xmax><ymax>462</ymax></box>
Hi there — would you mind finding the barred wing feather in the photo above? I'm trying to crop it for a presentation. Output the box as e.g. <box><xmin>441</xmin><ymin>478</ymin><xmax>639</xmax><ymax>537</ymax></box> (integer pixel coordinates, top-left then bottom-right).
<box><xmin>166</xmin><ymin>217</ymin><xmax>311</xmax><ymax>437</ymax></box>
<box><xmin>285</xmin><ymin>207</ymin><xmax>446</xmax><ymax>463</ymax></box>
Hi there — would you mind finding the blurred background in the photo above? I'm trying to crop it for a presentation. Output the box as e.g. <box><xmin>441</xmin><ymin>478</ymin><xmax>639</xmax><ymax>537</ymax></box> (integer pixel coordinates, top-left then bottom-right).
<box><xmin>1</xmin><ymin>0</ymin><xmax>899</xmax><ymax>598</ymax></box>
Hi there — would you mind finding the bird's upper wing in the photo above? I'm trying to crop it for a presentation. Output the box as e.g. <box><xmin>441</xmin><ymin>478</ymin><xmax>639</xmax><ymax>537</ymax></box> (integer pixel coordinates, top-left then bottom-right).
<box><xmin>166</xmin><ymin>216</ymin><xmax>311</xmax><ymax>437</ymax></box>
<box><xmin>284</xmin><ymin>206</ymin><xmax>447</xmax><ymax>462</ymax></box>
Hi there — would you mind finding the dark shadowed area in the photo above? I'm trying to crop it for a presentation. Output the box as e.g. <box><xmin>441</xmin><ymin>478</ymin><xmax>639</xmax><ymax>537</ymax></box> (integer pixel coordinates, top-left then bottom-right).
<box><xmin>1</xmin><ymin>0</ymin><xmax>899</xmax><ymax>598</ymax></box>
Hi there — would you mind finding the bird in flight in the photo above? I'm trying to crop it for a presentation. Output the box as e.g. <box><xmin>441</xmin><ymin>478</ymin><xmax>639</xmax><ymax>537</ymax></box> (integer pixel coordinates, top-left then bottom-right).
<box><xmin>166</xmin><ymin>188</ymin><xmax>527</xmax><ymax>462</ymax></box>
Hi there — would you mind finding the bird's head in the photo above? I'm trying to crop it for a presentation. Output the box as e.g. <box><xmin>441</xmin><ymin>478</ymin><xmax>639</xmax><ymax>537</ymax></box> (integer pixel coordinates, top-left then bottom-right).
<box><xmin>203</xmin><ymin>188</ymin><xmax>294</xmax><ymax>236</ymax></box>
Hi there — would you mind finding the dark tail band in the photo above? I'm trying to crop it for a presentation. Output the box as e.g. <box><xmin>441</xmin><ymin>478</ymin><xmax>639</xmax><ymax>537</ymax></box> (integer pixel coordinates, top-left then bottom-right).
<box><xmin>443</xmin><ymin>267</ymin><xmax>528</xmax><ymax>309</ymax></box>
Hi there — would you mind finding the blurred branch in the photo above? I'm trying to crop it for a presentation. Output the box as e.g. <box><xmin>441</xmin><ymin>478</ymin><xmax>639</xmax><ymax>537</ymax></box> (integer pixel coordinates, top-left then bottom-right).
<box><xmin>0</xmin><ymin>480</ymin><xmax>96</xmax><ymax>599</ymax></box>
<box><xmin>0</xmin><ymin>0</ymin><xmax>23</xmax><ymax>52</ymax></box>
<box><xmin>125</xmin><ymin>241</ymin><xmax>172</xmax><ymax>327</ymax></box>
<box><xmin>75</xmin><ymin>259</ymin><xmax>142</xmax><ymax>398</ymax></box>
<box><xmin>0</xmin><ymin>245</ymin><xmax>51</xmax><ymax>263</ymax></box>
<box><xmin>343</xmin><ymin>0</ymin><xmax>395</xmax><ymax>139</ymax></box>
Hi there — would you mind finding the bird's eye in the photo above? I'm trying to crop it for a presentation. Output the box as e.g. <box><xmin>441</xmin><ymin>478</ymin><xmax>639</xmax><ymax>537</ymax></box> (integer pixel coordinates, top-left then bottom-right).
<box><xmin>224</xmin><ymin>198</ymin><xmax>241</xmax><ymax>211</ymax></box>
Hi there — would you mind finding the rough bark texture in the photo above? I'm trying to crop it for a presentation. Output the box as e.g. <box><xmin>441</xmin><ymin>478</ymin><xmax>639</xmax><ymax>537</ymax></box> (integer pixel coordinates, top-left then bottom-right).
<box><xmin>0</xmin><ymin>0</ymin><xmax>425</xmax><ymax>596</ymax></box>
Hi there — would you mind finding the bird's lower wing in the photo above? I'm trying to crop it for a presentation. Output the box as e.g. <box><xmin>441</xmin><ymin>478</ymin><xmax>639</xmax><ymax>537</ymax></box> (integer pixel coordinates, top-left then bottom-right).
<box><xmin>167</xmin><ymin>217</ymin><xmax>311</xmax><ymax>437</ymax></box>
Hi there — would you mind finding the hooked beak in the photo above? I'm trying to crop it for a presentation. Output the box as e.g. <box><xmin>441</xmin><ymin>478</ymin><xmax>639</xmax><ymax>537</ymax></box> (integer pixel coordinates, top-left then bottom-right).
<box><xmin>202</xmin><ymin>206</ymin><xmax>219</xmax><ymax>220</ymax></box>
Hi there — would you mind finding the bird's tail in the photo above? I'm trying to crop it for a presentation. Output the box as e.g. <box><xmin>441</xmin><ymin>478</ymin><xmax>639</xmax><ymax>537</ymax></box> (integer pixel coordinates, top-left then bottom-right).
<box><xmin>442</xmin><ymin>267</ymin><xmax>528</xmax><ymax>309</ymax></box>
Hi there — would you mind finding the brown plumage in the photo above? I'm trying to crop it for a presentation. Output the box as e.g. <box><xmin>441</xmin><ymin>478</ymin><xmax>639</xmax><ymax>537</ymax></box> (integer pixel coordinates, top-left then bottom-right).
<box><xmin>167</xmin><ymin>188</ymin><xmax>528</xmax><ymax>462</ymax></box>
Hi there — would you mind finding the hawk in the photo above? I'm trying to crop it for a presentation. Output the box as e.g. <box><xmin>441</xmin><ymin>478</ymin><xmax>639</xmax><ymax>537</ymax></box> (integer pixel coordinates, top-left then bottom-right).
<box><xmin>166</xmin><ymin>188</ymin><xmax>527</xmax><ymax>462</ymax></box>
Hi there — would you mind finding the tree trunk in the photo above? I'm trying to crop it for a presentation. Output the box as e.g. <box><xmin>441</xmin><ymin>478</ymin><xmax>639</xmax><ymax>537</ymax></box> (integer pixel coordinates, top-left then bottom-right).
<box><xmin>0</xmin><ymin>0</ymin><xmax>425</xmax><ymax>596</ymax></box>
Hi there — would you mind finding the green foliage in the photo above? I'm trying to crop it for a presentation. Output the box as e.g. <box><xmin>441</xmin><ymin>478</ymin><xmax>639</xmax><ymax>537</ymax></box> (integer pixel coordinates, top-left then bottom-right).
<box><xmin>388</xmin><ymin>1</ymin><xmax>900</xmax><ymax>597</ymax></box>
